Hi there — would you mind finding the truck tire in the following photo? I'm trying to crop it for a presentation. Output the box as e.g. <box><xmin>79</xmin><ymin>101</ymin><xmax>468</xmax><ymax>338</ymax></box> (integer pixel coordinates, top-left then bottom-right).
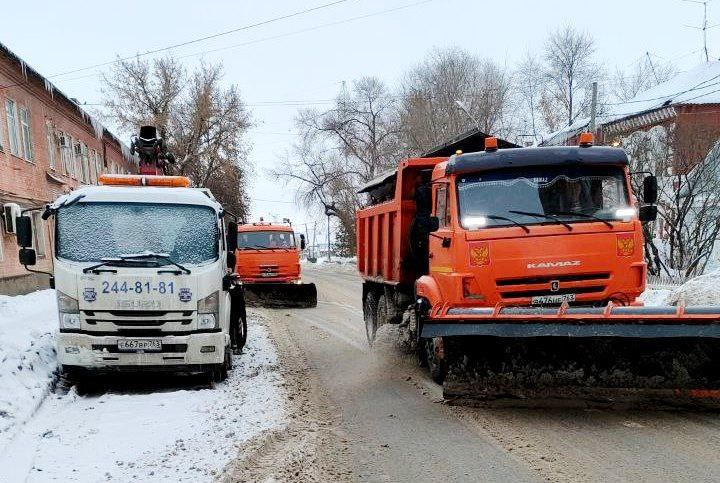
<box><xmin>425</xmin><ymin>337</ymin><xmax>447</xmax><ymax>385</ymax></box>
<box><xmin>364</xmin><ymin>292</ymin><xmax>379</xmax><ymax>346</ymax></box>
<box><xmin>231</xmin><ymin>287</ymin><xmax>248</xmax><ymax>354</ymax></box>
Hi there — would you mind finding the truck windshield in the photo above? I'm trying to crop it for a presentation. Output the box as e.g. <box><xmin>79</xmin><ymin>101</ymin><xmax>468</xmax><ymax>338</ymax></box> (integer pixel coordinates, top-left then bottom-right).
<box><xmin>56</xmin><ymin>202</ymin><xmax>219</xmax><ymax>264</ymax></box>
<box><xmin>457</xmin><ymin>165</ymin><xmax>630</xmax><ymax>229</ymax></box>
<box><xmin>238</xmin><ymin>230</ymin><xmax>296</xmax><ymax>249</ymax></box>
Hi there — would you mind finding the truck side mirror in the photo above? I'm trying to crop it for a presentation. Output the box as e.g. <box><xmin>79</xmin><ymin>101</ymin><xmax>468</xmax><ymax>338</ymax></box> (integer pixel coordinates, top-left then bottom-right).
<box><xmin>429</xmin><ymin>216</ymin><xmax>440</xmax><ymax>232</ymax></box>
<box><xmin>643</xmin><ymin>175</ymin><xmax>658</xmax><ymax>204</ymax></box>
<box><xmin>15</xmin><ymin>215</ymin><xmax>33</xmax><ymax>248</ymax></box>
<box><xmin>639</xmin><ymin>205</ymin><xmax>658</xmax><ymax>223</ymax></box>
<box><xmin>226</xmin><ymin>251</ymin><xmax>236</xmax><ymax>270</ymax></box>
<box><xmin>19</xmin><ymin>247</ymin><xmax>37</xmax><ymax>266</ymax></box>
<box><xmin>226</xmin><ymin>221</ymin><xmax>238</xmax><ymax>252</ymax></box>
<box><xmin>299</xmin><ymin>233</ymin><xmax>306</xmax><ymax>250</ymax></box>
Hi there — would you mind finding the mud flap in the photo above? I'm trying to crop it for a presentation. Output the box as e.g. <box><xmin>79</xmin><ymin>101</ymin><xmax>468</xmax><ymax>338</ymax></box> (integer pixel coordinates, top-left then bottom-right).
<box><xmin>244</xmin><ymin>283</ymin><xmax>318</xmax><ymax>308</ymax></box>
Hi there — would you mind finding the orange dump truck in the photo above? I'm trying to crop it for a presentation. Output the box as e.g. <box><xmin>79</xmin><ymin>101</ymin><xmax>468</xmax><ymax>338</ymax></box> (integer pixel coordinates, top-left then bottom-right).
<box><xmin>236</xmin><ymin>221</ymin><xmax>317</xmax><ymax>308</ymax></box>
<box><xmin>357</xmin><ymin>135</ymin><xmax>720</xmax><ymax>403</ymax></box>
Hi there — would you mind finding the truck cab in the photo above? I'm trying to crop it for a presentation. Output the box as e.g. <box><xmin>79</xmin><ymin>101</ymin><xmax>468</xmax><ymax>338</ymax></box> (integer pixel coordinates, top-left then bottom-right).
<box><xmin>235</xmin><ymin>221</ymin><xmax>302</xmax><ymax>284</ymax></box>
<box><xmin>15</xmin><ymin>174</ymin><xmax>245</xmax><ymax>380</ymax></box>
<box><xmin>417</xmin><ymin>141</ymin><xmax>653</xmax><ymax>313</ymax></box>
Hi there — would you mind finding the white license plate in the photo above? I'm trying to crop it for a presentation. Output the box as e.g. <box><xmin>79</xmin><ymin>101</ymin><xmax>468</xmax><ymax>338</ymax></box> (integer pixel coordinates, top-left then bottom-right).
<box><xmin>117</xmin><ymin>339</ymin><xmax>162</xmax><ymax>352</ymax></box>
<box><xmin>260</xmin><ymin>272</ymin><xmax>277</xmax><ymax>277</ymax></box>
<box><xmin>531</xmin><ymin>294</ymin><xmax>576</xmax><ymax>305</ymax></box>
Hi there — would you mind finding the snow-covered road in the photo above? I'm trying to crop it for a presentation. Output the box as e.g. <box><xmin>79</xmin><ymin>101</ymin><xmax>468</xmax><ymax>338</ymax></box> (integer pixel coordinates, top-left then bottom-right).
<box><xmin>0</xmin><ymin>291</ymin><xmax>286</xmax><ymax>482</ymax></box>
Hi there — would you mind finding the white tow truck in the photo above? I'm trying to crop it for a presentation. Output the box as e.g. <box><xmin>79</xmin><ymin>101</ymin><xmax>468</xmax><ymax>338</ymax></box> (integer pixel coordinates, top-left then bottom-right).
<box><xmin>14</xmin><ymin>174</ymin><xmax>246</xmax><ymax>381</ymax></box>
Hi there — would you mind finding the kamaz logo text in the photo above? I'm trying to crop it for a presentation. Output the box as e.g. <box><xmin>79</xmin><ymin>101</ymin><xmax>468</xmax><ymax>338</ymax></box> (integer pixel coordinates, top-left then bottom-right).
<box><xmin>526</xmin><ymin>260</ymin><xmax>581</xmax><ymax>269</ymax></box>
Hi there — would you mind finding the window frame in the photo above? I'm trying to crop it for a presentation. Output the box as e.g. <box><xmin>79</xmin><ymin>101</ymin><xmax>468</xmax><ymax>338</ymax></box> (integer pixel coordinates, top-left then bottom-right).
<box><xmin>5</xmin><ymin>98</ymin><xmax>22</xmax><ymax>158</ymax></box>
<box><xmin>46</xmin><ymin>121</ymin><xmax>57</xmax><ymax>170</ymax></box>
<box><xmin>18</xmin><ymin>106</ymin><xmax>33</xmax><ymax>162</ymax></box>
<box><xmin>434</xmin><ymin>184</ymin><xmax>450</xmax><ymax>227</ymax></box>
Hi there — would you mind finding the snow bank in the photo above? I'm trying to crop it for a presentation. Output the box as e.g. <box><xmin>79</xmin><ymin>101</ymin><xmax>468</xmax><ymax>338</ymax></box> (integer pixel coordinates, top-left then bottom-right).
<box><xmin>0</xmin><ymin>290</ymin><xmax>57</xmax><ymax>449</ymax></box>
<box><xmin>1</xmin><ymin>319</ymin><xmax>286</xmax><ymax>482</ymax></box>
<box><xmin>638</xmin><ymin>288</ymin><xmax>673</xmax><ymax>307</ymax></box>
<box><xmin>666</xmin><ymin>269</ymin><xmax>720</xmax><ymax>306</ymax></box>
<box><xmin>306</xmin><ymin>256</ymin><xmax>357</xmax><ymax>272</ymax></box>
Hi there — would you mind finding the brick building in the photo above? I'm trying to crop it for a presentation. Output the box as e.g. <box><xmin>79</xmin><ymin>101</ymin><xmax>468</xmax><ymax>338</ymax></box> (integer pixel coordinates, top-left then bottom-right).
<box><xmin>0</xmin><ymin>42</ymin><xmax>137</xmax><ymax>294</ymax></box>
<box><xmin>539</xmin><ymin>62</ymin><xmax>720</xmax><ymax>155</ymax></box>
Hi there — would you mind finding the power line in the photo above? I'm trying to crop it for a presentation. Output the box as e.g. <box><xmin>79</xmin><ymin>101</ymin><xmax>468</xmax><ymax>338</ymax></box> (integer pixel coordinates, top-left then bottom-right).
<box><xmin>47</xmin><ymin>0</ymin><xmax>355</xmax><ymax>79</ymax></box>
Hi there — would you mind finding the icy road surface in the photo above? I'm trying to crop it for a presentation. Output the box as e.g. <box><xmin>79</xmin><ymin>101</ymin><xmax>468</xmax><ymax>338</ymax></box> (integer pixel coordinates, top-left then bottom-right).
<box><xmin>0</xmin><ymin>305</ymin><xmax>285</xmax><ymax>482</ymax></box>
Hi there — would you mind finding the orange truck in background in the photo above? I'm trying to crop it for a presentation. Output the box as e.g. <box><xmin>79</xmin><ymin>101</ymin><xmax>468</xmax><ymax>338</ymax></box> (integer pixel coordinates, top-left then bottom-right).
<box><xmin>356</xmin><ymin>134</ymin><xmax>720</xmax><ymax>402</ymax></box>
<box><xmin>235</xmin><ymin>220</ymin><xmax>317</xmax><ymax>308</ymax></box>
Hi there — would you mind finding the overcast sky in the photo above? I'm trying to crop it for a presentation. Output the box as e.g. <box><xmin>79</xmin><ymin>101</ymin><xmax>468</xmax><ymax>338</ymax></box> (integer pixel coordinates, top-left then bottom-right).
<box><xmin>1</xmin><ymin>0</ymin><xmax>715</xmax><ymax>240</ymax></box>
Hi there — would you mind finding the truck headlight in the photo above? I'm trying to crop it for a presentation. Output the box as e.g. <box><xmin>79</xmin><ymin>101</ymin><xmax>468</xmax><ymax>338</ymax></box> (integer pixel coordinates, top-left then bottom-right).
<box><xmin>57</xmin><ymin>291</ymin><xmax>80</xmax><ymax>329</ymax></box>
<box><xmin>198</xmin><ymin>291</ymin><xmax>219</xmax><ymax>329</ymax></box>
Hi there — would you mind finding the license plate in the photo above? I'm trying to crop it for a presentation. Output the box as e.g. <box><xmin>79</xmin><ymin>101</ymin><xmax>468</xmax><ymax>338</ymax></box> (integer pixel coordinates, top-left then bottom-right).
<box><xmin>260</xmin><ymin>272</ymin><xmax>277</xmax><ymax>278</ymax></box>
<box><xmin>117</xmin><ymin>339</ymin><xmax>162</xmax><ymax>352</ymax></box>
<box><xmin>531</xmin><ymin>294</ymin><xmax>576</xmax><ymax>305</ymax></box>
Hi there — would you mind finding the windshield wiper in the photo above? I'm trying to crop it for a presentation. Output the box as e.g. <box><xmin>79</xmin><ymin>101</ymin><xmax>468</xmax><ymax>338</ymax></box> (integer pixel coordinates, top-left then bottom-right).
<box><xmin>118</xmin><ymin>252</ymin><xmax>191</xmax><ymax>274</ymax></box>
<box><xmin>551</xmin><ymin>210</ymin><xmax>614</xmax><ymax>228</ymax></box>
<box><xmin>508</xmin><ymin>210</ymin><xmax>573</xmax><ymax>231</ymax></box>
<box><xmin>485</xmin><ymin>215</ymin><xmax>531</xmax><ymax>233</ymax></box>
<box><xmin>83</xmin><ymin>252</ymin><xmax>191</xmax><ymax>275</ymax></box>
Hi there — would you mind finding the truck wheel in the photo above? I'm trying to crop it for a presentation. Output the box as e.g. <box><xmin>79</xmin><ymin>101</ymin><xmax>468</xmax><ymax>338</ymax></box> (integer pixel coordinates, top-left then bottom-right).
<box><xmin>364</xmin><ymin>292</ymin><xmax>379</xmax><ymax>346</ymax></box>
<box><xmin>426</xmin><ymin>337</ymin><xmax>447</xmax><ymax>385</ymax></box>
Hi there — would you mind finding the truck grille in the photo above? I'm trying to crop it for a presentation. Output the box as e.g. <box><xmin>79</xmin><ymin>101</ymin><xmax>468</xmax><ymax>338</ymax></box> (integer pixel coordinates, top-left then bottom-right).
<box><xmin>81</xmin><ymin>311</ymin><xmax>194</xmax><ymax>331</ymax></box>
<box><xmin>496</xmin><ymin>272</ymin><xmax>610</xmax><ymax>302</ymax></box>
<box><xmin>91</xmin><ymin>343</ymin><xmax>188</xmax><ymax>353</ymax></box>
<box><xmin>496</xmin><ymin>272</ymin><xmax>611</xmax><ymax>286</ymax></box>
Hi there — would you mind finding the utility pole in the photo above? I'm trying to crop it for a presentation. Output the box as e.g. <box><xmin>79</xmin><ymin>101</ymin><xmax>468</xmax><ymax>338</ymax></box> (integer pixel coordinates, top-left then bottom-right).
<box><xmin>589</xmin><ymin>81</ymin><xmax>598</xmax><ymax>134</ymax></box>
<box><xmin>323</xmin><ymin>202</ymin><xmax>336</xmax><ymax>262</ymax></box>
<box><xmin>683</xmin><ymin>0</ymin><xmax>718</xmax><ymax>62</ymax></box>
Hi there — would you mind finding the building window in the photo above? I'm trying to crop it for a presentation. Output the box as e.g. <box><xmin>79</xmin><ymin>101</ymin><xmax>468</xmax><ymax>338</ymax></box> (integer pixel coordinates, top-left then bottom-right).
<box><xmin>32</xmin><ymin>212</ymin><xmax>46</xmax><ymax>257</ymax></box>
<box><xmin>46</xmin><ymin>121</ymin><xmax>57</xmax><ymax>170</ymax></box>
<box><xmin>59</xmin><ymin>132</ymin><xmax>72</xmax><ymax>175</ymax></box>
<box><xmin>19</xmin><ymin>107</ymin><xmax>33</xmax><ymax>161</ymax></box>
<box><xmin>80</xmin><ymin>142</ymin><xmax>89</xmax><ymax>183</ymax></box>
<box><xmin>96</xmin><ymin>152</ymin><xmax>104</xmax><ymax>178</ymax></box>
<box><xmin>73</xmin><ymin>140</ymin><xmax>82</xmax><ymax>180</ymax></box>
<box><xmin>5</xmin><ymin>99</ymin><xmax>22</xmax><ymax>157</ymax></box>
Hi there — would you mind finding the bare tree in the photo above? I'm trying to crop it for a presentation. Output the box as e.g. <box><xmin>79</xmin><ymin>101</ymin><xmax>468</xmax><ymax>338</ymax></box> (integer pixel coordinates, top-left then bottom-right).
<box><xmin>103</xmin><ymin>57</ymin><xmax>252</xmax><ymax>217</ymax></box>
<box><xmin>624</xmin><ymin>124</ymin><xmax>720</xmax><ymax>276</ymax></box>
<box><xmin>612</xmin><ymin>55</ymin><xmax>676</xmax><ymax>102</ymax></box>
<box><xmin>399</xmin><ymin>47</ymin><xmax>513</xmax><ymax>153</ymax></box>
<box><xmin>272</xmin><ymin>77</ymin><xmax>402</xmax><ymax>252</ymax></box>
<box><xmin>543</xmin><ymin>25</ymin><xmax>602</xmax><ymax>129</ymax></box>
<box><xmin>514</xmin><ymin>53</ymin><xmax>546</xmax><ymax>143</ymax></box>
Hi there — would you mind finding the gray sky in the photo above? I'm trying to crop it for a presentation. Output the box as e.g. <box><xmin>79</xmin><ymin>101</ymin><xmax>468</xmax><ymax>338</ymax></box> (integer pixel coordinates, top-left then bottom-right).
<box><xmin>1</xmin><ymin>0</ymin><xmax>714</xmax><ymax>239</ymax></box>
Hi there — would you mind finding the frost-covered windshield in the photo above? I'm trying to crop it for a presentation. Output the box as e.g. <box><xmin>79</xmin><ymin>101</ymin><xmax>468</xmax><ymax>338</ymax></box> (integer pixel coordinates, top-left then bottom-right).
<box><xmin>237</xmin><ymin>230</ymin><xmax>296</xmax><ymax>249</ymax></box>
<box><xmin>457</xmin><ymin>165</ymin><xmax>629</xmax><ymax>228</ymax></box>
<box><xmin>57</xmin><ymin>202</ymin><xmax>219</xmax><ymax>264</ymax></box>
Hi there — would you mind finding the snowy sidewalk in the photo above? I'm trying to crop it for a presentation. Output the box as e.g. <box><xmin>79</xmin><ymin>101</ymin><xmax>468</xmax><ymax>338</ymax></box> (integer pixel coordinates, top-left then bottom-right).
<box><xmin>0</xmin><ymin>291</ymin><xmax>287</xmax><ymax>482</ymax></box>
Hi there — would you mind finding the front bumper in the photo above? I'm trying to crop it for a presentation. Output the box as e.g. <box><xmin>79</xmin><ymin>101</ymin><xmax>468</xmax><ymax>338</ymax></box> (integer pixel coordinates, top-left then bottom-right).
<box><xmin>57</xmin><ymin>331</ymin><xmax>227</xmax><ymax>368</ymax></box>
<box><xmin>421</xmin><ymin>305</ymin><xmax>720</xmax><ymax>338</ymax></box>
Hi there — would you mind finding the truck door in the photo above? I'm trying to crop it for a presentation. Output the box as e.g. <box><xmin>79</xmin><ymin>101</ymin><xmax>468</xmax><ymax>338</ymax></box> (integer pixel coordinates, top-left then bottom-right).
<box><xmin>429</xmin><ymin>183</ymin><xmax>454</xmax><ymax>278</ymax></box>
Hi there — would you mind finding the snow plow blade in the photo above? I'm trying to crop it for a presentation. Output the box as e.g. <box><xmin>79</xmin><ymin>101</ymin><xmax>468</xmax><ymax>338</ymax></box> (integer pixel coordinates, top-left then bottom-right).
<box><xmin>243</xmin><ymin>283</ymin><xmax>317</xmax><ymax>308</ymax></box>
<box><xmin>422</xmin><ymin>305</ymin><xmax>720</xmax><ymax>338</ymax></box>
<box><xmin>423</xmin><ymin>304</ymin><xmax>720</xmax><ymax>408</ymax></box>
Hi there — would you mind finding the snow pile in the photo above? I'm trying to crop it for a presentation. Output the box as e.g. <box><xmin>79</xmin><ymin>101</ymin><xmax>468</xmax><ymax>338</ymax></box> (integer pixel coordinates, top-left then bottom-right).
<box><xmin>666</xmin><ymin>269</ymin><xmax>720</xmax><ymax>306</ymax></box>
<box><xmin>1</xmin><ymin>320</ymin><xmax>286</xmax><ymax>482</ymax></box>
<box><xmin>0</xmin><ymin>290</ymin><xmax>57</xmax><ymax>450</ymax></box>
<box><xmin>638</xmin><ymin>288</ymin><xmax>673</xmax><ymax>307</ymax></box>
